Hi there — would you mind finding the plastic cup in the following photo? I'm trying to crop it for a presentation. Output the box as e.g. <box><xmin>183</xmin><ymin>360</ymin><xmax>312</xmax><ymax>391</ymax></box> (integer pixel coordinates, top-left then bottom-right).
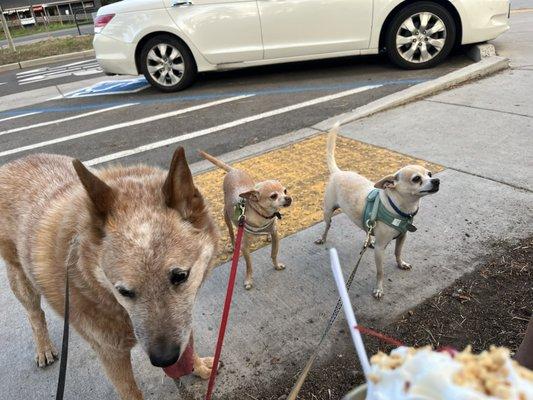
<box><xmin>342</xmin><ymin>384</ymin><xmax>367</xmax><ymax>400</ymax></box>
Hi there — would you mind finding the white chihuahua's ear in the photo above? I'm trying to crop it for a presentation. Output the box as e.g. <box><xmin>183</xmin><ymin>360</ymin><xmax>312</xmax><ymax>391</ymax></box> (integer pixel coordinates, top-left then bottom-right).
<box><xmin>239</xmin><ymin>190</ymin><xmax>260</xmax><ymax>202</ymax></box>
<box><xmin>374</xmin><ymin>174</ymin><xmax>397</xmax><ymax>189</ymax></box>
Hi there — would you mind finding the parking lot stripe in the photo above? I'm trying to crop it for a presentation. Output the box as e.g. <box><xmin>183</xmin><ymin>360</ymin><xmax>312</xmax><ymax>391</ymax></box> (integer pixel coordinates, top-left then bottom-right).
<box><xmin>0</xmin><ymin>111</ymin><xmax>42</xmax><ymax>123</ymax></box>
<box><xmin>0</xmin><ymin>95</ymin><xmax>251</xmax><ymax>159</ymax></box>
<box><xmin>86</xmin><ymin>85</ymin><xmax>380</xmax><ymax>166</ymax></box>
<box><xmin>0</xmin><ymin>104</ymin><xmax>137</xmax><ymax>137</ymax></box>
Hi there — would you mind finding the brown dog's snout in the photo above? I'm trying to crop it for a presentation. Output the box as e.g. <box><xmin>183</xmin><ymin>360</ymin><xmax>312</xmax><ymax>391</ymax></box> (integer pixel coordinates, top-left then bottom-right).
<box><xmin>148</xmin><ymin>339</ymin><xmax>181</xmax><ymax>368</ymax></box>
<box><xmin>284</xmin><ymin>196</ymin><xmax>292</xmax><ymax>207</ymax></box>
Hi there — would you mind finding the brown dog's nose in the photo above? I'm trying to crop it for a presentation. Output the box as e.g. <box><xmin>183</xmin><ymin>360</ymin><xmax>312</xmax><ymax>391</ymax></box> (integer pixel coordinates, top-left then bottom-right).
<box><xmin>284</xmin><ymin>196</ymin><xmax>292</xmax><ymax>207</ymax></box>
<box><xmin>149</xmin><ymin>341</ymin><xmax>181</xmax><ymax>368</ymax></box>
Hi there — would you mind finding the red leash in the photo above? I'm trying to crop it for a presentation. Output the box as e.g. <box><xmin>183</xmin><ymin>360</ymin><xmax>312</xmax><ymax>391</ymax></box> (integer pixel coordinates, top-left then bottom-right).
<box><xmin>205</xmin><ymin>216</ymin><xmax>245</xmax><ymax>400</ymax></box>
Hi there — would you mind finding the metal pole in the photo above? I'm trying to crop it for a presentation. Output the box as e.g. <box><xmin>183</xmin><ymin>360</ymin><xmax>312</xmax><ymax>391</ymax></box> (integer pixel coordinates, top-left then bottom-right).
<box><xmin>0</xmin><ymin>6</ymin><xmax>16</xmax><ymax>52</ymax></box>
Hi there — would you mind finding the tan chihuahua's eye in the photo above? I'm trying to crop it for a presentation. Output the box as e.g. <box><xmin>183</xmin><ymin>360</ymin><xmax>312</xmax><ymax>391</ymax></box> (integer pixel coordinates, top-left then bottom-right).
<box><xmin>170</xmin><ymin>268</ymin><xmax>189</xmax><ymax>286</ymax></box>
<box><xmin>284</xmin><ymin>189</ymin><xmax>287</xmax><ymax>194</ymax></box>
<box><xmin>412</xmin><ymin>176</ymin><xmax>422</xmax><ymax>183</ymax></box>
<box><xmin>270</xmin><ymin>193</ymin><xmax>278</xmax><ymax>200</ymax></box>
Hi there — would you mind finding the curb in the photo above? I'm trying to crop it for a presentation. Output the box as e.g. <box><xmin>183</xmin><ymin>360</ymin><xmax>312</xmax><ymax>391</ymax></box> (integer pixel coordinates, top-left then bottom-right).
<box><xmin>0</xmin><ymin>49</ymin><xmax>95</xmax><ymax>72</ymax></box>
<box><xmin>313</xmin><ymin>55</ymin><xmax>510</xmax><ymax>132</ymax></box>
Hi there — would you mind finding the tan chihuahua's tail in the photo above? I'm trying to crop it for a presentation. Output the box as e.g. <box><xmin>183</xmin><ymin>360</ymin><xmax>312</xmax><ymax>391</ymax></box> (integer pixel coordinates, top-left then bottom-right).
<box><xmin>198</xmin><ymin>150</ymin><xmax>233</xmax><ymax>172</ymax></box>
<box><xmin>326</xmin><ymin>122</ymin><xmax>341</xmax><ymax>173</ymax></box>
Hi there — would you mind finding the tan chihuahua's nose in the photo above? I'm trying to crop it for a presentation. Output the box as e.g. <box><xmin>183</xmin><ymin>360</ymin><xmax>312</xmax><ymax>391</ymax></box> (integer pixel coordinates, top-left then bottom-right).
<box><xmin>284</xmin><ymin>196</ymin><xmax>292</xmax><ymax>207</ymax></box>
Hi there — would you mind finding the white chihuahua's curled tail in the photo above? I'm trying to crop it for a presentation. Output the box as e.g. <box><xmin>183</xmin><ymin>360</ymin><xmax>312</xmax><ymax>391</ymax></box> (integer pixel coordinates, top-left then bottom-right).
<box><xmin>326</xmin><ymin>122</ymin><xmax>341</xmax><ymax>173</ymax></box>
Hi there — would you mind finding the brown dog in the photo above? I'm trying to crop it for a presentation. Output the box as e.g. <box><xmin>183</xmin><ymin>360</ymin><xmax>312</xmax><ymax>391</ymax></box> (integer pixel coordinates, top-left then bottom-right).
<box><xmin>198</xmin><ymin>151</ymin><xmax>292</xmax><ymax>290</ymax></box>
<box><xmin>0</xmin><ymin>149</ymin><xmax>219</xmax><ymax>399</ymax></box>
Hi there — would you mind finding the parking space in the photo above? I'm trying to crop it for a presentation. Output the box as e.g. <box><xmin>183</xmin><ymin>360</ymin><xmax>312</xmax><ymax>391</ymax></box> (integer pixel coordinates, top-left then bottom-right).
<box><xmin>0</xmin><ymin>53</ymin><xmax>471</xmax><ymax>169</ymax></box>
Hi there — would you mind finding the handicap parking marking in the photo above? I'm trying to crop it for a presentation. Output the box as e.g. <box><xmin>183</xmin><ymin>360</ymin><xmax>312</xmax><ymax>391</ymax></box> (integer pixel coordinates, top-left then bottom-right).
<box><xmin>60</xmin><ymin>77</ymin><xmax>151</xmax><ymax>98</ymax></box>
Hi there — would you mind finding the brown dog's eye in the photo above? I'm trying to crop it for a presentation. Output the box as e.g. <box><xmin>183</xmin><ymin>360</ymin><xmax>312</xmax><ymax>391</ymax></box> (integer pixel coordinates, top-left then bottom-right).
<box><xmin>170</xmin><ymin>268</ymin><xmax>189</xmax><ymax>286</ymax></box>
<box><xmin>116</xmin><ymin>286</ymin><xmax>135</xmax><ymax>299</ymax></box>
<box><xmin>270</xmin><ymin>193</ymin><xmax>278</xmax><ymax>200</ymax></box>
<box><xmin>412</xmin><ymin>176</ymin><xmax>421</xmax><ymax>183</ymax></box>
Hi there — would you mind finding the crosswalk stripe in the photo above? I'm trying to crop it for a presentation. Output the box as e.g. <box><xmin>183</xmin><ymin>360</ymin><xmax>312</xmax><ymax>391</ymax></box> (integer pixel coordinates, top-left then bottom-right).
<box><xmin>0</xmin><ymin>104</ymin><xmax>136</xmax><ymax>137</ymax></box>
<box><xmin>0</xmin><ymin>95</ymin><xmax>252</xmax><ymax>158</ymax></box>
<box><xmin>86</xmin><ymin>85</ymin><xmax>381</xmax><ymax>166</ymax></box>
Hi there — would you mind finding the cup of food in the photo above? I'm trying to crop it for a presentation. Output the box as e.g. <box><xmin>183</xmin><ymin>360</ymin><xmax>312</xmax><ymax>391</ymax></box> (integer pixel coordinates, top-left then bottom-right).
<box><xmin>342</xmin><ymin>384</ymin><xmax>367</xmax><ymax>400</ymax></box>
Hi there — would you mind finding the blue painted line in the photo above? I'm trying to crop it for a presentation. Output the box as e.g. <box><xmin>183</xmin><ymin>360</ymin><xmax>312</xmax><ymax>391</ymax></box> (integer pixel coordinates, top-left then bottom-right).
<box><xmin>0</xmin><ymin>78</ymin><xmax>426</xmax><ymax>118</ymax></box>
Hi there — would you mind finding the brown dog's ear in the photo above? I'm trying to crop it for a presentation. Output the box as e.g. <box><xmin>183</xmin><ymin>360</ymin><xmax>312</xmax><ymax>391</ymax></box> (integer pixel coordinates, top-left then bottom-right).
<box><xmin>72</xmin><ymin>159</ymin><xmax>115</xmax><ymax>216</ymax></box>
<box><xmin>239</xmin><ymin>190</ymin><xmax>260</xmax><ymax>202</ymax></box>
<box><xmin>163</xmin><ymin>147</ymin><xmax>205</xmax><ymax>222</ymax></box>
<box><xmin>374</xmin><ymin>174</ymin><xmax>397</xmax><ymax>189</ymax></box>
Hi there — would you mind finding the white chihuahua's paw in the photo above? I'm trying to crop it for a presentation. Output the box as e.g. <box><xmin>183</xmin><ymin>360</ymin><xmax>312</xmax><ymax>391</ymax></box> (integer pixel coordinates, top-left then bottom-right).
<box><xmin>225</xmin><ymin>243</ymin><xmax>234</xmax><ymax>253</ymax></box>
<box><xmin>193</xmin><ymin>356</ymin><xmax>215</xmax><ymax>380</ymax></box>
<box><xmin>314</xmin><ymin>238</ymin><xmax>325</xmax><ymax>245</ymax></box>
<box><xmin>274</xmin><ymin>262</ymin><xmax>285</xmax><ymax>271</ymax></box>
<box><xmin>244</xmin><ymin>280</ymin><xmax>253</xmax><ymax>290</ymax></box>
<box><xmin>372</xmin><ymin>288</ymin><xmax>384</xmax><ymax>300</ymax></box>
<box><xmin>398</xmin><ymin>261</ymin><xmax>412</xmax><ymax>270</ymax></box>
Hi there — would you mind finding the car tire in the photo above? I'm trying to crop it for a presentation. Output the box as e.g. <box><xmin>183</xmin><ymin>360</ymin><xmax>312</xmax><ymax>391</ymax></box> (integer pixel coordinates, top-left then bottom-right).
<box><xmin>140</xmin><ymin>34</ymin><xmax>197</xmax><ymax>92</ymax></box>
<box><xmin>385</xmin><ymin>2</ymin><xmax>456</xmax><ymax>69</ymax></box>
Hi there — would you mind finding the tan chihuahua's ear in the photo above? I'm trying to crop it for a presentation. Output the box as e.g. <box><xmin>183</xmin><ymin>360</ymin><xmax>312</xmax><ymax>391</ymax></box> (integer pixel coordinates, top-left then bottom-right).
<box><xmin>163</xmin><ymin>147</ymin><xmax>205</xmax><ymax>222</ymax></box>
<box><xmin>239</xmin><ymin>190</ymin><xmax>260</xmax><ymax>202</ymax></box>
<box><xmin>374</xmin><ymin>174</ymin><xmax>397</xmax><ymax>189</ymax></box>
<box><xmin>72</xmin><ymin>159</ymin><xmax>115</xmax><ymax>216</ymax></box>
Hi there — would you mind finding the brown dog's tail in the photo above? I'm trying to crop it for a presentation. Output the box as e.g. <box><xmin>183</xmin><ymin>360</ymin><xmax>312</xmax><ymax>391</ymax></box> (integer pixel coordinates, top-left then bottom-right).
<box><xmin>198</xmin><ymin>150</ymin><xmax>233</xmax><ymax>172</ymax></box>
<box><xmin>326</xmin><ymin>122</ymin><xmax>341</xmax><ymax>173</ymax></box>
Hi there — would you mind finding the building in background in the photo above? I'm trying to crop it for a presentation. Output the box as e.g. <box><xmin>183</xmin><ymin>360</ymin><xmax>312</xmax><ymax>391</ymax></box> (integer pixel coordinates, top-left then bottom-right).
<box><xmin>0</xmin><ymin>0</ymin><xmax>100</xmax><ymax>27</ymax></box>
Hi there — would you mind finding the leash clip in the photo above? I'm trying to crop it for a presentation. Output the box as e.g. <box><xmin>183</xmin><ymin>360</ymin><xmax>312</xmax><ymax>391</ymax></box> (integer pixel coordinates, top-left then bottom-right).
<box><xmin>236</xmin><ymin>201</ymin><xmax>246</xmax><ymax>227</ymax></box>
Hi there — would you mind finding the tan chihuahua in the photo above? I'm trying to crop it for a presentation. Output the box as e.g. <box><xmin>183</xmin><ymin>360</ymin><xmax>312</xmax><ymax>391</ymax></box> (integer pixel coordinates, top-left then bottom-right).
<box><xmin>316</xmin><ymin>124</ymin><xmax>440</xmax><ymax>299</ymax></box>
<box><xmin>199</xmin><ymin>151</ymin><xmax>292</xmax><ymax>290</ymax></box>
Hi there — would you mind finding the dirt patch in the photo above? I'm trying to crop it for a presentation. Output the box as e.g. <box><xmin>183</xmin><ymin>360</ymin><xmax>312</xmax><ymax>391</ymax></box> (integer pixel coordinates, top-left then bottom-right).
<box><xmin>244</xmin><ymin>236</ymin><xmax>532</xmax><ymax>400</ymax></box>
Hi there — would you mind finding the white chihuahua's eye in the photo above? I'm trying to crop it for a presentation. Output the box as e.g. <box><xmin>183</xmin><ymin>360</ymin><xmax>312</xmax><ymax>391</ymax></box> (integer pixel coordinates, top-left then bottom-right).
<box><xmin>170</xmin><ymin>268</ymin><xmax>189</xmax><ymax>286</ymax></box>
<box><xmin>116</xmin><ymin>285</ymin><xmax>135</xmax><ymax>299</ymax></box>
<box><xmin>270</xmin><ymin>193</ymin><xmax>278</xmax><ymax>200</ymax></box>
<box><xmin>412</xmin><ymin>176</ymin><xmax>422</xmax><ymax>183</ymax></box>
<box><xmin>284</xmin><ymin>189</ymin><xmax>287</xmax><ymax>194</ymax></box>
<box><xmin>428</xmin><ymin>172</ymin><xmax>433</xmax><ymax>177</ymax></box>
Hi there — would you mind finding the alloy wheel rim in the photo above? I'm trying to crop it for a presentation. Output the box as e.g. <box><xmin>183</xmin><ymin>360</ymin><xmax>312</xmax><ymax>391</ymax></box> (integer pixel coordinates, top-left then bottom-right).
<box><xmin>396</xmin><ymin>12</ymin><xmax>447</xmax><ymax>64</ymax></box>
<box><xmin>147</xmin><ymin>43</ymin><xmax>185</xmax><ymax>86</ymax></box>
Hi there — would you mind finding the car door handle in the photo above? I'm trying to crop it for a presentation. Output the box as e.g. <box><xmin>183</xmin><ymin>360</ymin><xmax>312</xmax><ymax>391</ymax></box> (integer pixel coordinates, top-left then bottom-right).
<box><xmin>171</xmin><ymin>0</ymin><xmax>193</xmax><ymax>6</ymax></box>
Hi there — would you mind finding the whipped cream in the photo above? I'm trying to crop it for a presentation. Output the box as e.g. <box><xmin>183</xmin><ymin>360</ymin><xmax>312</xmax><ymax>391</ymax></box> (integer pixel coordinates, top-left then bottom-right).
<box><xmin>367</xmin><ymin>346</ymin><xmax>533</xmax><ymax>400</ymax></box>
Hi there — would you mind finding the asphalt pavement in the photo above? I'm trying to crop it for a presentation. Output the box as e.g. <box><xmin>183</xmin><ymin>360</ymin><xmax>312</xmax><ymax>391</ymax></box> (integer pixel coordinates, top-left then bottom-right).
<box><xmin>0</xmin><ymin>53</ymin><xmax>471</xmax><ymax>168</ymax></box>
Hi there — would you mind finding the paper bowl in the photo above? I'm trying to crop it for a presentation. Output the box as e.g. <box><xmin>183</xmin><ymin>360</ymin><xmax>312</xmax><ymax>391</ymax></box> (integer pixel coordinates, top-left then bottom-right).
<box><xmin>342</xmin><ymin>384</ymin><xmax>367</xmax><ymax>400</ymax></box>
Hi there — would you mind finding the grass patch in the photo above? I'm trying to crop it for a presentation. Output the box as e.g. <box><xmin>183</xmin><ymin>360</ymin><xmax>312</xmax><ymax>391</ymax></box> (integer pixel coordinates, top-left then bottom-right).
<box><xmin>0</xmin><ymin>22</ymin><xmax>79</xmax><ymax>40</ymax></box>
<box><xmin>0</xmin><ymin>35</ymin><xmax>93</xmax><ymax>65</ymax></box>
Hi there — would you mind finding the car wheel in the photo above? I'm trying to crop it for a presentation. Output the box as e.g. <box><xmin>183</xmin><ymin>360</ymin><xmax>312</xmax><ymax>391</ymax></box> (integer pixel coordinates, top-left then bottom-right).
<box><xmin>385</xmin><ymin>2</ymin><xmax>456</xmax><ymax>69</ymax></box>
<box><xmin>140</xmin><ymin>35</ymin><xmax>197</xmax><ymax>92</ymax></box>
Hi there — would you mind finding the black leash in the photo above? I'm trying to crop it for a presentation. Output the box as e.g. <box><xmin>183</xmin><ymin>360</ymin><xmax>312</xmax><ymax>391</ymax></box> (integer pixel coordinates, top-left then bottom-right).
<box><xmin>56</xmin><ymin>240</ymin><xmax>76</xmax><ymax>400</ymax></box>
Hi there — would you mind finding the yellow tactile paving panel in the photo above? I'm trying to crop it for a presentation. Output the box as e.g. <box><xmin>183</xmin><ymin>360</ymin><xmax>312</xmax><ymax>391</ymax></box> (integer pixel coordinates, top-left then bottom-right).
<box><xmin>195</xmin><ymin>134</ymin><xmax>444</xmax><ymax>264</ymax></box>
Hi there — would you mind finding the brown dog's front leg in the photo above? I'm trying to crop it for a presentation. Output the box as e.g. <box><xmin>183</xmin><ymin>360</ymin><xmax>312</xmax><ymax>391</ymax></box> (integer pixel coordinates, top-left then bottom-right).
<box><xmin>395</xmin><ymin>234</ymin><xmax>412</xmax><ymax>270</ymax></box>
<box><xmin>271</xmin><ymin>229</ymin><xmax>285</xmax><ymax>270</ymax></box>
<box><xmin>242</xmin><ymin>234</ymin><xmax>254</xmax><ymax>290</ymax></box>
<box><xmin>94</xmin><ymin>346</ymin><xmax>143</xmax><ymax>400</ymax></box>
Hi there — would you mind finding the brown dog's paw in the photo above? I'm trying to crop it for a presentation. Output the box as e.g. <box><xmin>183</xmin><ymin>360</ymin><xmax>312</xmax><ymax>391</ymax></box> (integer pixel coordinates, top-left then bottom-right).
<box><xmin>265</xmin><ymin>235</ymin><xmax>272</xmax><ymax>243</ymax></box>
<box><xmin>193</xmin><ymin>356</ymin><xmax>215</xmax><ymax>380</ymax></box>
<box><xmin>35</xmin><ymin>344</ymin><xmax>58</xmax><ymax>368</ymax></box>
<box><xmin>372</xmin><ymin>288</ymin><xmax>384</xmax><ymax>300</ymax></box>
<box><xmin>314</xmin><ymin>238</ymin><xmax>325</xmax><ymax>245</ymax></box>
<box><xmin>398</xmin><ymin>261</ymin><xmax>412</xmax><ymax>270</ymax></box>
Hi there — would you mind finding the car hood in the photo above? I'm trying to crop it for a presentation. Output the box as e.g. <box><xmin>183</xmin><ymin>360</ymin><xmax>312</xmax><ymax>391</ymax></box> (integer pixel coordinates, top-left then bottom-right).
<box><xmin>97</xmin><ymin>0</ymin><xmax>166</xmax><ymax>15</ymax></box>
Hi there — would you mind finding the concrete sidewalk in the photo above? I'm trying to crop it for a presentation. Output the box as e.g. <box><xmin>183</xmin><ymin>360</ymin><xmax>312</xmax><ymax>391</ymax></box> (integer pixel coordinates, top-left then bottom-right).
<box><xmin>1</xmin><ymin>10</ymin><xmax>532</xmax><ymax>400</ymax></box>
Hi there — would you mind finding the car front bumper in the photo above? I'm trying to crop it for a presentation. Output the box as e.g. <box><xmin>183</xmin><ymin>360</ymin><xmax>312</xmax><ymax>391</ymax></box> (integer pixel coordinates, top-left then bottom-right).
<box><xmin>93</xmin><ymin>34</ymin><xmax>139</xmax><ymax>76</ymax></box>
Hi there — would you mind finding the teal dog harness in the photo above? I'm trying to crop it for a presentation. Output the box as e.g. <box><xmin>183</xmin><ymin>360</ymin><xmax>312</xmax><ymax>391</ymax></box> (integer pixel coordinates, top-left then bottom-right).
<box><xmin>362</xmin><ymin>189</ymin><xmax>417</xmax><ymax>235</ymax></box>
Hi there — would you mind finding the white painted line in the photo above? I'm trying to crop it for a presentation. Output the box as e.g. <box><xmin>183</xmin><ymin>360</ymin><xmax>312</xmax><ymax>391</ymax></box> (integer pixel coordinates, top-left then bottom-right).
<box><xmin>0</xmin><ymin>103</ymin><xmax>136</xmax><ymax>137</ymax></box>
<box><xmin>0</xmin><ymin>111</ymin><xmax>42</xmax><ymax>123</ymax></box>
<box><xmin>0</xmin><ymin>82</ymin><xmax>6</xmax><ymax>86</ymax></box>
<box><xmin>0</xmin><ymin>95</ymin><xmax>252</xmax><ymax>158</ymax></box>
<box><xmin>16</xmin><ymin>59</ymin><xmax>97</xmax><ymax>77</ymax></box>
<box><xmin>87</xmin><ymin>85</ymin><xmax>380</xmax><ymax>166</ymax></box>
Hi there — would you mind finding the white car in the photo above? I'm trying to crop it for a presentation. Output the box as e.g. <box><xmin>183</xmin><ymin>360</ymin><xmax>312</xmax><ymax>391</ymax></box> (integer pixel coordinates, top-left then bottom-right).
<box><xmin>93</xmin><ymin>0</ymin><xmax>510</xmax><ymax>92</ymax></box>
